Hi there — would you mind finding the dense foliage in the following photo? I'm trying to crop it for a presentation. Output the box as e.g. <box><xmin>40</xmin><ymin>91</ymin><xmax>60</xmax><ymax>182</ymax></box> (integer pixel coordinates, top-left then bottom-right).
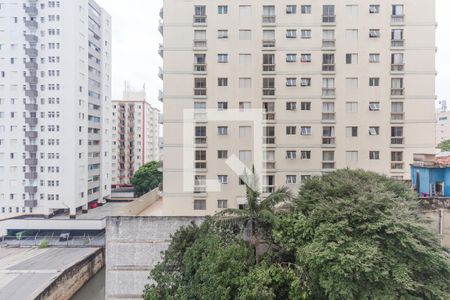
<box><xmin>144</xmin><ymin>169</ymin><xmax>450</xmax><ymax>300</ymax></box>
<box><xmin>437</xmin><ymin>139</ymin><xmax>450</xmax><ymax>151</ymax></box>
<box><xmin>131</xmin><ymin>161</ymin><xmax>162</xmax><ymax>196</ymax></box>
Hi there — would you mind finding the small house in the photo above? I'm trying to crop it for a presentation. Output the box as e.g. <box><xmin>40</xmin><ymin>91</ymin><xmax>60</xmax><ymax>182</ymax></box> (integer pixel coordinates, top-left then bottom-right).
<box><xmin>410</xmin><ymin>153</ymin><xmax>450</xmax><ymax>198</ymax></box>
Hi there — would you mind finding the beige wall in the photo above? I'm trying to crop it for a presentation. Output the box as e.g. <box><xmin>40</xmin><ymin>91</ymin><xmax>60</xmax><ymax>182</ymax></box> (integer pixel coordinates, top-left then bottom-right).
<box><xmin>162</xmin><ymin>0</ymin><xmax>437</xmax><ymax>215</ymax></box>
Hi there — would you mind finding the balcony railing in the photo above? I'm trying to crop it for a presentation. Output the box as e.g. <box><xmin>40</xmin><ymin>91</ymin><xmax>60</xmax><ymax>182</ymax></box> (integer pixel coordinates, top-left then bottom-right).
<box><xmin>195</xmin><ymin>137</ymin><xmax>207</xmax><ymax>145</ymax></box>
<box><xmin>391</xmin><ymin>39</ymin><xmax>405</xmax><ymax>47</ymax></box>
<box><xmin>262</xmin><ymin>64</ymin><xmax>275</xmax><ymax>72</ymax></box>
<box><xmin>391</xmin><ymin>113</ymin><xmax>405</xmax><ymax>121</ymax></box>
<box><xmin>194</xmin><ymin>88</ymin><xmax>207</xmax><ymax>97</ymax></box>
<box><xmin>391</xmin><ymin>137</ymin><xmax>404</xmax><ymax>145</ymax></box>
<box><xmin>262</xmin><ymin>15</ymin><xmax>276</xmax><ymax>24</ymax></box>
<box><xmin>263</xmin><ymin>137</ymin><xmax>276</xmax><ymax>145</ymax></box>
<box><xmin>194</xmin><ymin>63</ymin><xmax>207</xmax><ymax>72</ymax></box>
<box><xmin>264</xmin><ymin>113</ymin><xmax>276</xmax><ymax>121</ymax></box>
<box><xmin>195</xmin><ymin>162</ymin><xmax>207</xmax><ymax>170</ymax></box>
<box><xmin>193</xmin><ymin>15</ymin><xmax>207</xmax><ymax>24</ymax></box>
<box><xmin>262</xmin><ymin>39</ymin><xmax>276</xmax><ymax>48</ymax></box>
<box><xmin>391</xmin><ymin>88</ymin><xmax>404</xmax><ymax>97</ymax></box>
<box><xmin>264</xmin><ymin>162</ymin><xmax>276</xmax><ymax>170</ymax></box>
<box><xmin>322</xmin><ymin>64</ymin><xmax>335</xmax><ymax>72</ymax></box>
<box><xmin>391</xmin><ymin>15</ymin><xmax>405</xmax><ymax>23</ymax></box>
<box><xmin>322</xmin><ymin>113</ymin><xmax>336</xmax><ymax>122</ymax></box>
<box><xmin>193</xmin><ymin>39</ymin><xmax>207</xmax><ymax>48</ymax></box>
<box><xmin>263</xmin><ymin>88</ymin><xmax>276</xmax><ymax>97</ymax></box>
<box><xmin>322</xmin><ymin>137</ymin><xmax>336</xmax><ymax>145</ymax></box>
<box><xmin>391</xmin><ymin>162</ymin><xmax>404</xmax><ymax>170</ymax></box>
<box><xmin>322</xmin><ymin>39</ymin><xmax>336</xmax><ymax>48</ymax></box>
<box><xmin>391</xmin><ymin>64</ymin><xmax>405</xmax><ymax>72</ymax></box>
<box><xmin>262</xmin><ymin>186</ymin><xmax>276</xmax><ymax>193</ymax></box>
<box><xmin>322</xmin><ymin>15</ymin><xmax>336</xmax><ymax>23</ymax></box>
<box><xmin>322</xmin><ymin>88</ymin><xmax>336</xmax><ymax>98</ymax></box>
<box><xmin>322</xmin><ymin>162</ymin><xmax>336</xmax><ymax>170</ymax></box>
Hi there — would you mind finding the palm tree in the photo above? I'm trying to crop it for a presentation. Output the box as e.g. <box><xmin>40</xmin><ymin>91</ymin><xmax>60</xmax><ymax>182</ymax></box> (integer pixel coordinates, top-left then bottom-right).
<box><xmin>215</xmin><ymin>169</ymin><xmax>293</xmax><ymax>260</ymax></box>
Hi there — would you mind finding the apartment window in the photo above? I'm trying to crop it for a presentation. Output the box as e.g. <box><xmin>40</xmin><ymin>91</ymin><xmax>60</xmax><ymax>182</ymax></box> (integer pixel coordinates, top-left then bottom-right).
<box><xmin>346</xmin><ymin>151</ymin><xmax>359</xmax><ymax>162</ymax></box>
<box><xmin>263</xmin><ymin>54</ymin><xmax>275</xmax><ymax>71</ymax></box>
<box><xmin>346</xmin><ymin>78</ymin><xmax>358</xmax><ymax>88</ymax></box>
<box><xmin>218</xmin><ymin>30</ymin><xmax>229</xmax><ymax>39</ymax></box>
<box><xmin>369</xmin><ymin>151</ymin><xmax>380</xmax><ymax>160</ymax></box>
<box><xmin>218</xmin><ymin>5</ymin><xmax>228</xmax><ymax>14</ymax></box>
<box><xmin>195</xmin><ymin>150</ymin><xmax>206</xmax><ymax>161</ymax></box>
<box><xmin>286</xmin><ymin>5</ymin><xmax>297</xmax><ymax>14</ymax></box>
<box><xmin>301</xmin><ymin>54</ymin><xmax>312</xmax><ymax>63</ymax></box>
<box><xmin>194</xmin><ymin>199</ymin><xmax>206</xmax><ymax>210</ymax></box>
<box><xmin>391</xmin><ymin>102</ymin><xmax>404</xmax><ymax>120</ymax></box>
<box><xmin>263</xmin><ymin>150</ymin><xmax>275</xmax><ymax>162</ymax></box>
<box><xmin>369</xmin><ymin>53</ymin><xmax>380</xmax><ymax>63</ymax></box>
<box><xmin>391</xmin><ymin>152</ymin><xmax>404</xmax><ymax>169</ymax></box>
<box><xmin>346</xmin><ymin>29</ymin><xmax>358</xmax><ymax>41</ymax></box>
<box><xmin>217</xmin><ymin>126</ymin><xmax>228</xmax><ymax>135</ymax></box>
<box><xmin>369</xmin><ymin>5</ymin><xmax>380</xmax><ymax>14</ymax></box>
<box><xmin>263</xmin><ymin>78</ymin><xmax>275</xmax><ymax>95</ymax></box>
<box><xmin>218</xmin><ymin>150</ymin><xmax>228</xmax><ymax>159</ymax></box>
<box><xmin>391</xmin><ymin>127</ymin><xmax>404</xmax><ymax>144</ymax></box>
<box><xmin>301</xmin><ymin>5</ymin><xmax>312</xmax><ymax>14</ymax></box>
<box><xmin>301</xmin><ymin>151</ymin><xmax>311</xmax><ymax>159</ymax></box>
<box><xmin>286</xmin><ymin>29</ymin><xmax>297</xmax><ymax>38</ymax></box>
<box><xmin>239</xmin><ymin>126</ymin><xmax>252</xmax><ymax>137</ymax></box>
<box><xmin>239</xmin><ymin>78</ymin><xmax>252</xmax><ymax>88</ymax></box>
<box><xmin>391</xmin><ymin>29</ymin><xmax>404</xmax><ymax>46</ymax></box>
<box><xmin>286</xmin><ymin>175</ymin><xmax>297</xmax><ymax>184</ymax></box>
<box><xmin>391</xmin><ymin>78</ymin><xmax>404</xmax><ymax>96</ymax></box>
<box><xmin>346</xmin><ymin>54</ymin><xmax>358</xmax><ymax>64</ymax></box>
<box><xmin>286</xmin><ymin>151</ymin><xmax>297</xmax><ymax>160</ymax></box>
<box><xmin>369</xmin><ymin>102</ymin><xmax>381</xmax><ymax>111</ymax></box>
<box><xmin>194</xmin><ymin>78</ymin><xmax>206</xmax><ymax>96</ymax></box>
<box><xmin>239</xmin><ymin>5</ymin><xmax>252</xmax><ymax>17</ymax></box>
<box><xmin>218</xmin><ymin>175</ymin><xmax>228</xmax><ymax>184</ymax></box>
<box><xmin>286</xmin><ymin>78</ymin><xmax>297</xmax><ymax>87</ymax></box>
<box><xmin>301</xmin><ymin>102</ymin><xmax>311</xmax><ymax>111</ymax></box>
<box><xmin>369</xmin><ymin>77</ymin><xmax>380</xmax><ymax>87</ymax></box>
<box><xmin>301</xmin><ymin>30</ymin><xmax>311</xmax><ymax>39</ymax></box>
<box><xmin>369</xmin><ymin>126</ymin><xmax>380</xmax><ymax>135</ymax></box>
<box><xmin>239</xmin><ymin>102</ymin><xmax>252</xmax><ymax>111</ymax></box>
<box><xmin>346</xmin><ymin>126</ymin><xmax>358</xmax><ymax>137</ymax></box>
<box><xmin>346</xmin><ymin>5</ymin><xmax>359</xmax><ymax>16</ymax></box>
<box><xmin>239</xmin><ymin>150</ymin><xmax>252</xmax><ymax>161</ymax></box>
<box><xmin>392</xmin><ymin>4</ymin><xmax>404</xmax><ymax>22</ymax></box>
<box><xmin>218</xmin><ymin>54</ymin><xmax>228</xmax><ymax>63</ymax></box>
<box><xmin>286</xmin><ymin>54</ymin><xmax>297</xmax><ymax>63</ymax></box>
<box><xmin>323</xmin><ymin>54</ymin><xmax>335</xmax><ymax>71</ymax></box>
<box><xmin>239</xmin><ymin>54</ymin><xmax>252</xmax><ymax>65</ymax></box>
<box><xmin>391</xmin><ymin>53</ymin><xmax>405</xmax><ymax>71</ymax></box>
<box><xmin>369</xmin><ymin>29</ymin><xmax>381</xmax><ymax>38</ymax></box>
<box><xmin>286</xmin><ymin>102</ymin><xmax>297</xmax><ymax>111</ymax></box>
<box><xmin>322</xmin><ymin>5</ymin><xmax>335</xmax><ymax>23</ymax></box>
<box><xmin>217</xmin><ymin>101</ymin><xmax>228</xmax><ymax>111</ymax></box>
<box><xmin>218</xmin><ymin>78</ymin><xmax>228</xmax><ymax>87</ymax></box>
<box><xmin>301</xmin><ymin>78</ymin><xmax>311</xmax><ymax>87</ymax></box>
<box><xmin>239</xmin><ymin>30</ymin><xmax>252</xmax><ymax>40</ymax></box>
<box><xmin>346</xmin><ymin>102</ymin><xmax>358</xmax><ymax>113</ymax></box>
<box><xmin>323</xmin><ymin>30</ymin><xmax>335</xmax><ymax>47</ymax></box>
<box><xmin>286</xmin><ymin>126</ymin><xmax>297</xmax><ymax>135</ymax></box>
<box><xmin>217</xmin><ymin>200</ymin><xmax>228</xmax><ymax>209</ymax></box>
<box><xmin>194</xmin><ymin>6</ymin><xmax>206</xmax><ymax>23</ymax></box>
<box><xmin>301</xmin><ymin>126</ymin><xmax>312</xmax><ymax>136</ymax></box>
<box><xmin>322</xmin><ymin>151</ymin><xmax>335</xmax><ymax>169</ymax></box>
<box><xmin>262</xmin><ymin>6</ymin><xmax>276</xmax><ymax>23</ymax></box>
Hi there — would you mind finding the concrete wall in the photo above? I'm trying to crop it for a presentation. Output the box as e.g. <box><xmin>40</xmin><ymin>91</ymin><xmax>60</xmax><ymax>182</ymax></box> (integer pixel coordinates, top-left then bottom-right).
<box><xmin>105</xmin><ymin>216</ymin><xmax>204</xmax><ymax>299</ymax></box>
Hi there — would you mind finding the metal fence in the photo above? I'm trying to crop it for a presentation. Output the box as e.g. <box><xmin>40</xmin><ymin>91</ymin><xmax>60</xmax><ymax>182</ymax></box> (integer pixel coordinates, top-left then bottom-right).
<box><xmin>0</xmin><ymin>233</ymin><xmax>105</xmax><ymax>248</ymax></box>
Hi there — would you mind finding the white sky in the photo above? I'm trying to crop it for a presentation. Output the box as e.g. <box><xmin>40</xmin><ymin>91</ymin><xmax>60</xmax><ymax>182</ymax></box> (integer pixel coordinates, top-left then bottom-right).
<box><xmin>96</xmin><ymin>0</ymin><xmax>450</xmax><ymax>112</ymax></box>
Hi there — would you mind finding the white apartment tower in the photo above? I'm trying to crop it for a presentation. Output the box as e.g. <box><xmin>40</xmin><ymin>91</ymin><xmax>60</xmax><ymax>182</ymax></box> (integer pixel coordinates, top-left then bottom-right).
<box><xmin>0</xmin><ymin>0</ymin><xmax>112</xmax><ymax>219</ymax></box>
<box><xmin>111</xmin><ymin>89</ymin><xmax>160</xmax><ymax>185</ymax></box>
<box><xmin>162</xmin><ymin>0</ymin><xmax>436</xmax><ymax>215</ymax></box>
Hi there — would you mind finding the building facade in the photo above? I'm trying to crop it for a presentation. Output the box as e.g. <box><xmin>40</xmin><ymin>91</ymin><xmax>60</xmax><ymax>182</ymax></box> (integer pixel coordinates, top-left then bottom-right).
<box><xmin>0</xmin><ymin>0</ymin><xmax>112</xmax><ymax>219</ymax></box>
<box><xmin>436</xmin><ymin>110</ymin><xmax>450</xmax><ymax>145</ymax></box>
<box><xmin>162</xmin><ymin>0</ymin><xmax>437</xmax><ymax>215</ymax></box>
<box><xmin>111</xmin><ymin>89</ymin><xmax>160</xmax><ymax>185</ymax></box>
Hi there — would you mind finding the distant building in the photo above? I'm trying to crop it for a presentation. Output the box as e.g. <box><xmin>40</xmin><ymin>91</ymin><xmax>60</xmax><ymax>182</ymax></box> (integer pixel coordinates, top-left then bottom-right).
<box><xmin>436</xmin><ymin>111</ymin><xmax>450</xmax><ymax>145</ymax></box>
<box><xmin>411</xmin><ymin>153</ymin><xmax>450</xmax><ymax>198</ymax></box>
<box><xmin>111</xmin><ymin>89</ymin><xmax>160</xmax><ymax>185</ymax></box>
<box><xmin>0</xmin><ymin>0</ymin><xmax>112</xmax><ymax>219</ymax></box>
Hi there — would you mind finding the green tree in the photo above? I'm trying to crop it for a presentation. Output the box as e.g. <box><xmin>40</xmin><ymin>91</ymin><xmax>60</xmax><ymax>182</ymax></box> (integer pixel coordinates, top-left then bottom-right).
<box><xmin>275</xmin><ymin>169</ymin><xmax>450</xmax><ymax>300</ymax></box>
<box><xmin>130</xmin><ymin>161</ymin><xmax>162</xmax><ymax>196</ymax></box>
<box><xmin>437</xmin><ymin>139</ymin><xmax>450</xmax><ymax>151</ymax></box>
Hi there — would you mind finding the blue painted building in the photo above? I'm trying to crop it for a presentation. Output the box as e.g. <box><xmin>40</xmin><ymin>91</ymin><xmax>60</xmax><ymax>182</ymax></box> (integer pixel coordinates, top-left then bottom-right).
<box><xmin>411</xmin><ymin>153</ymin><xmax>450</xmax><ymax>197</ymax></box>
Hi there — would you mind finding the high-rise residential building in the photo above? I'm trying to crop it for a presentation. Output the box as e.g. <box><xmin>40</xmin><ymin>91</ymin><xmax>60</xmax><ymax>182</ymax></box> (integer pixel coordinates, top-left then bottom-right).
<box><xmin>0</xmin><ymin>0</ymin><xmax>112</xmax><ymax>219</ymax></box>
<box><xmin>162</xmin><ymin>1</ymin><xmax>436</xmax><ymax>215</ymax></box>
<box><xmin>437</xmin><ymin>110</ymin><xmax>450</xmax><ymax>145</ymax></box>
<box><xmin>111</xmin><ymin>89</ymin><xmax>160</xmax><ymax>185</ymax></box>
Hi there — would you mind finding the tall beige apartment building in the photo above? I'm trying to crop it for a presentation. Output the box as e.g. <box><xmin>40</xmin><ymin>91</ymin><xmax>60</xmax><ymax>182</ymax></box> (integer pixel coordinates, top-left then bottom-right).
<box><xmin>437</xmin><ymin>110</ymin><xmax>450</xmax><ymax>145</ymax></box>
<box><xmin>162</xmin><ymin>0</ymin><xmax>437</xmax><ymax>215</ymax></box>
<box><xmin>111</xmin><ymin>89</ymin><xmax>160</xmax><ymax>185</ymax></box>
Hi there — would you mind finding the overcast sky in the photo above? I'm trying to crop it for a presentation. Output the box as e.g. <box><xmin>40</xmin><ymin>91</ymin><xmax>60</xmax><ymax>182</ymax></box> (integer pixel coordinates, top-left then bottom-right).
<box><xmin>96</xmin><ymin>0</ymin><xmax>450</xmax><ymax>112</ymax></box>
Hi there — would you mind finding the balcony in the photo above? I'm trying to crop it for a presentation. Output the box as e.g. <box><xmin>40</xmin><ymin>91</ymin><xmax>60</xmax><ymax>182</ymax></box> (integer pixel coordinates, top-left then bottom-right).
<box><xmin>25</xmin><ymin>131</ymin><xmax>38</xmax><ymax>138</ymax></box>
<box><xmin>322</xmin><ymin>88</ymin><xmax>336</xmax><ymax>99</ymax></box>
<box><xmin>322</xmin><ymin>162</ymin><xmax>336</xmax><ymax>170</ymax></box>
<box><xmin>262</xmin><ymin>39</ymin><xmax>276</xmax><ymax>48</ymax></box>
<box><xmin>263</xmin><ymin>112</ymin><xmax>276</xmax><ymax>121</ymax></box>
<box><xmin>391</xmin><ymin>14</ymin><xmax>405</xmax><ymax>24</ymax></box>
<box><xmin>195</xmin><ymin>137</ymin><xmax>207</xmax><ymax>145</ymax></box>
<box><xmin>25</xmin><ymin>172</ymin><xmax>38</xmax><ymax>180</ymax></box>
<box><xmin>322</xmin><ymin>113</ymin><xmax>336</xmax><ymax>123</ymax></box>
<box><xmin>262</xmin><ymin>15</ymin><xmax>276</xmax><ymax>25</ymax></box>
<box><xmin>158</xmin><ymin>67</ymin><xmax>163</xmax><ymax>79</ymax></box>
<box><xmin>24</xmin><ymin>33</ymin><xmax>38</xmax><ymax>44</ymax></box>
<box><xmin>262</xmin><ymin>88</ymin><xmax>276</xmax><ymax>97</ymax></box>
<box><xmin>24</xmin><ymin>20</ymin><xmax>38</xmax><ymax>29</ymax></box>
<box><xmin>25</xmin><ymin>158</ymin><xmax>38</xmax><ymax>166</ymax></box>
<box><xmin>158</xmin><ymin>20</ymin><xmax>163</xmax><ymax>35</ymax></box>
<box><xmin>25</xmin><ymin>117</ymin><xmax>38</xmax><ymax>126</ymax></box>
<box><xmin>322</xmin><ymin>15</ymin><xmax>336</xmax><ymax>24</ymax></box>
<box><xmin>391</xmin><ymin>88</ymin><xmax>405</xmax><ymax>98</ymax></box>
<box><xmin>322</xmin><ymin>64</ymin><xmax>335</xmax><ymax>73</ymax></box>
<box><xmin>195</xmin><ymin>162</ymin><xmax>207</xmax><ymax>171</ymax></box>
<box><xmin>25</xmin><ymin>145</ymin><xmax>38</xmax><ymax>152</ymax></box>
<box><xmin>391</xmin><ymin>112</ymin><xmax>405</xmax><ymax>122</ymax></box>
<box><xmin>25</xmin><ymin>75</ymin><xmax>38</xmax><ymax>84</ymax></box>
<box><xmin>158</xmin><ymin>43</ymin><xmax>164</xmax><ymax>58</ymax></box>
<box><xmin>322</xmin><ymin>39</ymin><xmax>336</xmax><ymax>49</ymax></box>
<box><xmin>262</xmin><ymin>64</ymin><xmax>275</xmax><ymax>72</ymax></box>
<box><xmin>25</xmin><ymin>186</ymin><xmax>38</xmax><ymax>194</ymax></box>
<box><xmin>262</xmin><ymin>186</ymin><xmax>276</xmax><ymax>193</ymax></box>
<box><xmin>391</xmin><ymin>64</ymin><xmax>405</xmax><ymax>72</ymax></box>
<box><xmin>194</xmin><ymin>63</ymin><xmax>207</xmax><ymax>73</ymax></box>
<box><xmin>25</xmin><ymin>47</ymin><xmax>38</xmax><ymax>58</ymax></box>
<box><xmin>391</xmin><ymin>39</ymin><xmax>405</xmax><ymax>48</ymax></box>
<box><xmin>264</xmin><ymin>162</ymin><xmax>276</xmax><ymax>171</ymax></box>
<box><xmin>391</xmin><ymin>162</ymin><xmax>404</xmax><ymax>170</ymax></box>
<box><xmin>391</xmin><ymin>137</ymin><xmax>404</xmax><ymax>145</ymax></box>
<box><xmin>158</xmin><ymin>90</ymin><xmax>164</xmax><ymax>102</ymax></box>
<box><xmin>25</xmin><ymin>103</ymin><xmax>38</xmax><ymax>111</ymax></box>
<box><xmin>322</xmin><ymin>137</ymin><xmax>336</xmax><ymax>146</ymax></box>
<box><xmin>263</xmin><ymin>137</ymin><xmax>276</xmax><ymax>145</ymax></box>
<box><xmin>24</xmin><ymin>6</ymin><xmax>38</xmax><ymax>16</ymax></box>
<box><xmin>193</xmin><ymin>15</ymin><xmax>207</xmax><ymax>25</ymax></box>
<box><xmin>24</xmin><ymin>200</ymin><xmax>38</xmax><ymax>208</ymax></box>
<box><xmin>194</xmin><ymin>88</ymin><xmax>207</xmax><ymax>98</ymax></box>
<box><xmin>193</xmin><ymin>39</ymin><xmax>207</xmax><ymax>49</ymax></box>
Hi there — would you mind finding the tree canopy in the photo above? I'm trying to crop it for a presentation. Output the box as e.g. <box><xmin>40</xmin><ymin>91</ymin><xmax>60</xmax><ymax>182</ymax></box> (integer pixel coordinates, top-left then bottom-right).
<box><xmin>437</xmin><ymin>139</ymin><xmax>450</xmax><ymax>151</ymax></box>
<box><xmin>144</xmin><ymin>169</ymin><xmax>450</xmax><ymax>300</ymax></box>
<box><xmin>130</xmin><ymin>161</ymin><xmax>162</xmax><ymax>196</ymax></box>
